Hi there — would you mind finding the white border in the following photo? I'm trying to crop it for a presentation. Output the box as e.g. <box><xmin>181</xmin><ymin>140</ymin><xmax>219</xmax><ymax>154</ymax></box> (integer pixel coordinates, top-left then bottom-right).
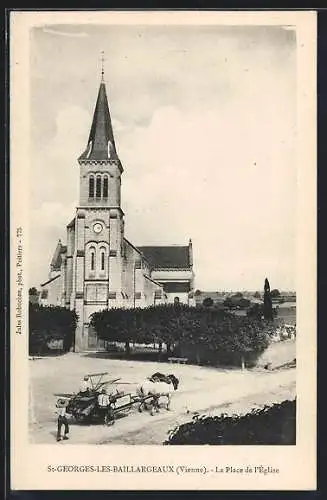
<box><xmin>10</xmin><ymin>10</ymin><xmax>317</xmax><ymax>491</ymax></box>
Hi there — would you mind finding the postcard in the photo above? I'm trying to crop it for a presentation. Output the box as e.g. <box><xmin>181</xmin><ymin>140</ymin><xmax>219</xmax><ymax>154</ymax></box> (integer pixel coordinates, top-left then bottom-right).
<box><xmin>10</xmin><ymin>9</ymin><xmax>316</xmax><ymax>490</ymax></box>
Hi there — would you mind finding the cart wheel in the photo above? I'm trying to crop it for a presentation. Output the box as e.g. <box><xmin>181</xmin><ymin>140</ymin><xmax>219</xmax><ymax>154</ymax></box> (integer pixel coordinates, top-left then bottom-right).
<box><xmin>104</xmin><ymin>410</ymin><xmax>115</xmax><ymax>426</ymax></box>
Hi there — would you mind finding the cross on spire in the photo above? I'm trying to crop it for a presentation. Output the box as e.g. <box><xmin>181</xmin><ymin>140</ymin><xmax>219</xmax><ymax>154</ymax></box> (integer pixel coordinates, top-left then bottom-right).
<box><xmin>78</xmin><ymin>56</ymin><xmax>120</xmax><ymax>163</ymax></box>
<box><xmin>100</xmin><ymin>51</ymin><xmax>105</xmax><ymax>82</ymax></box>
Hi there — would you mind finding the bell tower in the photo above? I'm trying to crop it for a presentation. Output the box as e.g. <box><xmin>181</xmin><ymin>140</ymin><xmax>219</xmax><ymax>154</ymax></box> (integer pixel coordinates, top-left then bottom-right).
<box><xmin>78</xmin><ymin>56</ymin><xmax>123</xmax><ymax>208</ymax></box>
<box><xmin>70</xmin><ymin>56</ymin><xmax>125</xmax><ymax>351</ymax></box>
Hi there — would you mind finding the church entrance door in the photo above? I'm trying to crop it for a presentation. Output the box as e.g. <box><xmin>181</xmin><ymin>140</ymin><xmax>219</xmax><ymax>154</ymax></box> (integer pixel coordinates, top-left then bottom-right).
<box><xmin>87</xmin><ymin>321</ymin><xmax>105</xmax><ymax>351</ymax></box>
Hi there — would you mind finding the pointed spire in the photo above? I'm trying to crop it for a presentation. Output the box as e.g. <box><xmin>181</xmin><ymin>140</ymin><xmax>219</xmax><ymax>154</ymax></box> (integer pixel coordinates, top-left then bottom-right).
<box><xmin>79</xmin><ymin>57</ymin><xmax>119</xmax><ymax>162</ymax></box>
<box><xmin>50</xmin><ymin>239</ymin><xmax>65</xmax><ymax>271</ymax></box>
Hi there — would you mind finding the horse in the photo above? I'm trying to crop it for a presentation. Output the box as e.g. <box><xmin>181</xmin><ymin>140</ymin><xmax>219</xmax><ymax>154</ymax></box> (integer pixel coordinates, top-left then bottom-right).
<box><xmin>149</xmin><ymin>372</ymin><xmax>167</xmax><ymax>382</ymax></box>
<box><xmin>136</xmin><ymin>374</ymin><xmax>179</xmax><ymax>415</ymax></box>
<box><xmin>149</xmin><ymin>372</ymin><xmax>179</xmax><ymax>388</ymax></box>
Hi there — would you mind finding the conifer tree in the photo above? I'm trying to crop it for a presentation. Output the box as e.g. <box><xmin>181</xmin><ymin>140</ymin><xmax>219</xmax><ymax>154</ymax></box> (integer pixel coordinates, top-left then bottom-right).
<box><xmin>263</xmin><ymin>278</ymin><xmax>273</xmax><ymax>321</ymax></box>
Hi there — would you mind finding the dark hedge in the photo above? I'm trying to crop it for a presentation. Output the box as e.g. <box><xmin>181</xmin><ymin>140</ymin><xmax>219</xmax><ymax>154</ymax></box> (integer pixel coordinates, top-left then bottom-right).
<box><xmin>164</xmin><ymin>399</ymin><xmax>296</xmax><ymax>445</ymax></box>
<box><xmin>29</xmin><ymin>303</ymin><xmax>78</xmax><ymax>354</ymax></box>
<box><xmin>90</xmin><ymin>304</ymin><xmax>272</xmax><ymax>366</ymax></box>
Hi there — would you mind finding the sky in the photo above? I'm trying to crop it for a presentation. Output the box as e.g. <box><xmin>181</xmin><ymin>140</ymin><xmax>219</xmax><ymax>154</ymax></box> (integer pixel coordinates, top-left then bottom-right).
<box><xmin>29</xmin><ymin>23</ymin><xmax>297</xmax><ymax>292</ymax></box>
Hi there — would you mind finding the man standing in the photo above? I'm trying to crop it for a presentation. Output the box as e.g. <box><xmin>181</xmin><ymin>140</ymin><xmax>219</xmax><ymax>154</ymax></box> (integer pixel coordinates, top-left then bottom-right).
<box><xmin>56</xmin><ymin>399</ymin><xmax>70</xmax><ymax>442</ymax></box>
<box><xmin>97</xmin><ymin>388</ymin><xmax>111</xmax><ymax>423</ymax></box>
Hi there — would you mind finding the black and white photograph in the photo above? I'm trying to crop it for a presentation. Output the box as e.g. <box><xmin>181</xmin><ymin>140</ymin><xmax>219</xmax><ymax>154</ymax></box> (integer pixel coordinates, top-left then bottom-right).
<box><xmin>10</xmin><ymin>10</ymin><xmax>316</xmax><ymax>491</ymax></box>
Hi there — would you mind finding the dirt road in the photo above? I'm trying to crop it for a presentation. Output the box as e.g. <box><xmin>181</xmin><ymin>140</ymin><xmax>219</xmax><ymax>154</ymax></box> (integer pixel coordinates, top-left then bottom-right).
<box><xmin>29</xmin><ymin>351</ymin><xmax>295</xmax><ymax>445</ymax></box>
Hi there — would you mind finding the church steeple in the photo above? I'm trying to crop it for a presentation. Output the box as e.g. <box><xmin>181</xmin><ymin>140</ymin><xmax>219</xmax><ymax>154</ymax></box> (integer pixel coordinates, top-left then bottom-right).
<box><xmin>78</xmin><ymin>64</ymin><xmax>119</xmax><ymax>162</ymax></box>
<box><xmin>77</xmin><ymin>60</ymin><xmax>123</xmax><ymax>207</ymax></box>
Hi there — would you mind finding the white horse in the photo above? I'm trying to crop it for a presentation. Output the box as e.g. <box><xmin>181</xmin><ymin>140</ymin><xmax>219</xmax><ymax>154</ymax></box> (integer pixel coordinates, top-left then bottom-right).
<box><xmin>136</xmin><ymin>374</ymin><xmax>179</xmax><ymax>416</ymax></box>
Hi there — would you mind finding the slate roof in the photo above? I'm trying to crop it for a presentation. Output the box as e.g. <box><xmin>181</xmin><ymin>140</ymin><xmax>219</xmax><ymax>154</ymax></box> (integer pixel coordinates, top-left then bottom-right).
<box><xmin>78</xmin><ymin>81</ymin><xmax>119</xmax><ymax>162</ymax></box>
<box><xmin>123</xmin><ymin>238</ymin><xmax>144</xmax><ymax>257</ymax></box>
<box><xmin>50</xmin><ymin>240</ymin><xmax>67</xmax><ymax>271</ymax></box>
<box><xmin>67</xmin><ymin>218</ymin><xmax>75</xmax><ymax>229</ymax></box>
<box><xmin>143</xmin><ymin>274</ymin><xmax>164</xmax><ymax>287</ymax></box>
<box><xmin>137</xmin><ymin>245</ymin><xmax>191</xmax><ymax>270</ymax></box>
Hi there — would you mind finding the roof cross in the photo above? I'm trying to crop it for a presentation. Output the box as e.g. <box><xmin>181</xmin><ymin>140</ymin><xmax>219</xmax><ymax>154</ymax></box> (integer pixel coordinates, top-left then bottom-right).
<box><xmin>100</xmin><ymin>51</ymin><xmax>105</xmax><ymax>82</ymax></box>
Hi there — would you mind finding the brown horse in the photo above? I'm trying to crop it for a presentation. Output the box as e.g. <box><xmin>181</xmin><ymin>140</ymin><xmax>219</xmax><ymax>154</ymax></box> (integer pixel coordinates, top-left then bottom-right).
<box><xmin>149</xmin><ymin>372</ymin><xmax>179</xmax><ymax>390</ymax></box>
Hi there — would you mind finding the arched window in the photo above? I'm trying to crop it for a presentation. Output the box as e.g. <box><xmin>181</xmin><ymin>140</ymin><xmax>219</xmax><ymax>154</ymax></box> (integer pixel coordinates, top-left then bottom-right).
<box><xmin>90</xmin><ymin>250</ymin><xmax>95</xmax><ymax>271</ymax></box>
<box><xmin>96</xmin><ymin>176</ymin><xmax>101</xmax><ymax>198</ymax></box>
<box><xmin>89</xmin><ymin>176</ymin><xmax>95</xmax><ymax>198</ymax></box>
<box><xmin>103</xmin><ymin>176</ymin><xmax>108</xmax><ymax>198</ymax></box>
<box><xmin>100</xmin><ymin>249</ymin><xmax>105</xmax><ymax>271</ymax></box>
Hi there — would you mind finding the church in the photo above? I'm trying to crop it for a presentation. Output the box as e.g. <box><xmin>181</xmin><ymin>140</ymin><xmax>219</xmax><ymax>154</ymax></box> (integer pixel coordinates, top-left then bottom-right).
<box><xmin>40</xmin><ymin>69</ymin><xmax>195</xmax><ymax>351</ymax></box>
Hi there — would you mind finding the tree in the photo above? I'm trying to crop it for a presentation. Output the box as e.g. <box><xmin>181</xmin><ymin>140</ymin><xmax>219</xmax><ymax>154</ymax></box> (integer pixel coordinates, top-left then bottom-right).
<box><xmin>253</xmin><ymin>291</ymin><xmax>261</xmax><ymax>299</ymax></box>
<box><xmin>271</xmin><ymin>289</ymin><xmax>281</xmax><ymax>299</ymax></box>
<box><xmin>90</xmin><ymin>305</ymin><xmax>270</xmax><ymax>368</ymax></box>
<box><xmin>29</xmin><ymin>287</ymin><xmax>39</xmax><ymax>304</ymax></box>
<box><xmin>29</xmin><ymin>303</ymin><xmax>78</xmax><ymax>355</ymax></box>
<box><xmin>247</xmin><ymin>303</ymin><xmax>263</xmax><ymax>319</ymax></box>
<box><xmin>203</xmin><ymin>297</ymin><xmax>214</xmax><ymax>307</ymax></box>
<box><xmin>224</xmin><ymin>297</ymin><xmax>233</xmax><ymax>309</ymax></box>
<box><xmin>263</xmin><ymin>278</ymin><xmax>273</xmax><ymax>321</ymax></box>
<box><xmin>238</xmin><ymin>297</ymin><xmax>251</xmax><ymax>309</ymax></box>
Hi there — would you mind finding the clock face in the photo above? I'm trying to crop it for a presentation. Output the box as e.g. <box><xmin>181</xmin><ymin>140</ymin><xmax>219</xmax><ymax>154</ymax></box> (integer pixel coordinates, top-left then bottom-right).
<box><xmin>93</xmin><ymin>223</ymin><xmax>103</xmax><ymax>234</ymax></box>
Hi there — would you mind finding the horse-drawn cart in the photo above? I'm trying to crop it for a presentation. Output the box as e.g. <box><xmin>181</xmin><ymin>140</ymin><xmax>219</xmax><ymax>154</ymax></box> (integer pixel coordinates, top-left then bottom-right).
<box><xmin>54</xmin><ymin>372</ymin><xmax>155</xmax><ymax>426</ymax></box>
<box><xmin>103</xmin><ymin>392</ymin><xmax>155</xmax><ymax>425</ymax></box>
